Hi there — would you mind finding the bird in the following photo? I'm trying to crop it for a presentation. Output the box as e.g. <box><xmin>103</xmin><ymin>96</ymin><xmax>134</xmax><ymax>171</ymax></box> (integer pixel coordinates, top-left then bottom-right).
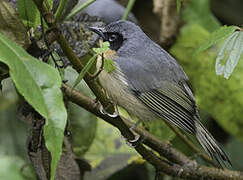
<box><xmin>88</xmin><ymin>20</ymin><xmax>231</xmax><ymax>167</ymax></box>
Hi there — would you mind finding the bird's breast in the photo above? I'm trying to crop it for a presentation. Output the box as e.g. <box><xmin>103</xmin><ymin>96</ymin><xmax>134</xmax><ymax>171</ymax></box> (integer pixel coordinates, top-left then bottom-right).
<box><xmin>96</xmin><ymin>55</ymin><xmax>157</xmax><ymax>121</ymax></box>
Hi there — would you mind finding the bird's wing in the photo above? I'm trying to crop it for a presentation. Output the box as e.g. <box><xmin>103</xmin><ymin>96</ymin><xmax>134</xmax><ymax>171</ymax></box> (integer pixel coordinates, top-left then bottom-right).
<box><xmin>134</xmin><ymin>81</ymin><xmax>197</xmax><ymax>134</ymax></box>
<box><xmin>115</xmin><ymin>47</ymin><xmax>198</xmax><ymax>134</ymax></box>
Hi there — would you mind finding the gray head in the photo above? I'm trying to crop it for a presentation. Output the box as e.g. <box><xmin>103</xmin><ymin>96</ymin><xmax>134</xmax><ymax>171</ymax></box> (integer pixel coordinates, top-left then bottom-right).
<box><xmin>89</xmin><ymin>20</ymin><xmax>147</xmax><ymax>52</ymax></box>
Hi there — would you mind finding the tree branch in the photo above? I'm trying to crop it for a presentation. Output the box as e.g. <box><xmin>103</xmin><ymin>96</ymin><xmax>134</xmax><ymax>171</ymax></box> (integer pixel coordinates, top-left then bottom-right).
<box><xmin>62</xmin><ymin>84</ymin><xmax>243</xmax><ymax>180</ymax></box>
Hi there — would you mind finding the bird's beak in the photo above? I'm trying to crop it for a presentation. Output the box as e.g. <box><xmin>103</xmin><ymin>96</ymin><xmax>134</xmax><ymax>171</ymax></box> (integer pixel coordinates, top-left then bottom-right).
<box><xmin>88</xmin><ymin>26</ymin><xmax>106</xmax><ymax>40</ymax></box>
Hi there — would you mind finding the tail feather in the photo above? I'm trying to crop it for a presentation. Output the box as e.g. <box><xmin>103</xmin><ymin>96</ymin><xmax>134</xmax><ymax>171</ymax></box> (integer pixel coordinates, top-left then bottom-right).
<box><xmin>195</xmin><ymin>121</ymin><xmax>232</xmax><ymax>167</ymax></box>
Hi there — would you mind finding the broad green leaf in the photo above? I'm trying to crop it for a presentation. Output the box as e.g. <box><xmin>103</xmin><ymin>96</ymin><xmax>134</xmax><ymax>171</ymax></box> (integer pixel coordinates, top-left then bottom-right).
<box><xmin>0</xmin><ymin>156</ymin><xmax>26</xmax><ymax>180</ymax></box>
<box><xmin>72</xmin><ymin>54</ymin><xmax>97</xmax><ymax>89</ymax></box>
<box><xmin>194</xmin><ymin>26</ymin><xmax>238</xmax><ymax>55</ymax></box>
<box><xmin>0</xmin><ymin>34</ymin><xmax>67</xmax><ymax>180</ymax></box>
<box><xmin>170</xmin><ymin>24</ymin><xmax>243</xmax><ymax>141</ymax></box>
<box><xmin>65</xmin><ymin>67</ymin><xmax>97</xmax><ymax>156</ymax></box>
<box><xmin>183</xmin><ymin>0</ymin><xmax>220</xmax><ymax>32</ymax></box>
<box><xmin>93</xmin><ymin>41</ymin><xmax>110</xmax><ymax>54</ymax></box>
<box><xmin>104</xmin><ymin>59</ymin><xmax>116</xmax><ymax>73</ymax></box>
<box><xmin>216</xmin><ymin>31</ymin><xmax>243</xmax><ymax>79</ymax></box>
<box><xmin>0</xmin><ymin>1</ymin><xmax>30</xmax><ymax>49</ymax></box>
<box><xmin>17</xmin><ymin>0</ymin><xmax>40</xmax><ymax>28</ymax></box>
<box><xmin>177</xmin><ymin>0</ymin><xmax>182</xmax><ymax>14</ymax></box>
<box><xmin>84</xmin><ymin>119</ymin><xmax>138</xmax><ymax>168</ymax></box>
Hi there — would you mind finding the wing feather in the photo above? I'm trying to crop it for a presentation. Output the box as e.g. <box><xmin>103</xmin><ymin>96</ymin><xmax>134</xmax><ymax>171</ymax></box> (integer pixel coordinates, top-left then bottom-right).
<box><xmin>134</xmin><ymin>82</ymin><xmax>197</xmax><ymax>134</ymax></box>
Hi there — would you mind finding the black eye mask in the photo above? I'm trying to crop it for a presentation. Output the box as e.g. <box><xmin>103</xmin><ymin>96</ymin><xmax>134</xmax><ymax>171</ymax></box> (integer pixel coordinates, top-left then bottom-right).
<box><xmin>104</xmin><ymin>32</ymin><xmax>124</xmax><ymax>50</ymax></box>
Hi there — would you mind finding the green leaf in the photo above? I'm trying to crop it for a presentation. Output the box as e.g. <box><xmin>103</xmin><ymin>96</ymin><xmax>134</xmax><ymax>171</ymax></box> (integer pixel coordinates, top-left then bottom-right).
<box><xmin>183</xmin><ymin>0</ymin><xmax>220</xmax><ymax>32</ymax></box>
<box><xmin>194</xmin><ymin>26</ymin><xmax>238</xmax><ymax>55</ymax></box>
<box><xmin>93</xmin><ymin>41</ymin><xmax>110</xmax><ymax>54</ymax></box>
<box><xmin>216</xmin><ymin>31</ymin><xmax>243</xmax><ymax>79</ymax></box>
<box><xmin>17</xmin><ymin>0</ymin><xmax>40</xmax><ymax>28</ymax></box>
<box><xmin>65</xmin><ymin>67</ymin><xmax>97</xmax><ymax>156</ymax></box>
<box><xmin>72</xmin><ymin>54</ymin><xmax>97</xmax><ymax>89</ymax></box>
<box><xmin>177</xmin><ymin>0</ymin><xmax>182</xmax><ymax>14</ymax></box>
<box><xmin>84</xmin><ymin>119</ymin><xmax>138</xmax><ymax>179</ymax></box>
<box><xmin>0</xmin><ymin>156</ymin><xmax>26</xmax><ymax>180</ymax></box>
<box><xmin>0</xmin><ymin>1</ymin><xmax>30</xmax><ymax>49</ymax></box>
<box><xmin>0</xmin><ymin>33</ymin><xmax>67</xmax><ymax>180</ymax></box>
<box><xmin>104</xmin><ymin>59</ymin><xmax>116</xmax><ymax>73</ymax></box>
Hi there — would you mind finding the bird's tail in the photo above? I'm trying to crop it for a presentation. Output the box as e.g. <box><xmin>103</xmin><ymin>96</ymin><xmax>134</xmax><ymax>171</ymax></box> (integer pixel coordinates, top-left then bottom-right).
<box><xmin>195</xmin><ymin>121</ymin><xmax>232</xmax><ymax>167</ymax></box>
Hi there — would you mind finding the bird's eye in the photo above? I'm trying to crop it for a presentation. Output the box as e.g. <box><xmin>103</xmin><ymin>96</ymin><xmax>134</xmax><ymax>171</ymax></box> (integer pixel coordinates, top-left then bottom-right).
<box><xmin>108</xmin><ymin>34</ymin><xmax>118</xmax><ymax>42</ymax></box>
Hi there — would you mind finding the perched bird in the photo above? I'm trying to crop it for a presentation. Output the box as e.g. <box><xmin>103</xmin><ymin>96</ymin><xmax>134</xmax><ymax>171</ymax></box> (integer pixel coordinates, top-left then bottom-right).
<box><xmin>77</xmin><ymin>0</ymin><xmax>137</xmax><ymax>23</ymax></box>
<box><xmin>89</xmin><ymin>20</ymin><xmax>231</xmax><ymax>167</ymax></box>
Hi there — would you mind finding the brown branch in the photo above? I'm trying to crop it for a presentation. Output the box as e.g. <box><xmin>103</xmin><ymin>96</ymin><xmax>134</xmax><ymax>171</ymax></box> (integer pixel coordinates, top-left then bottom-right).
<box><xmin>62</xmin><ymin>84</ymin><xmax>243</xmax><ymax>180</ymax></box>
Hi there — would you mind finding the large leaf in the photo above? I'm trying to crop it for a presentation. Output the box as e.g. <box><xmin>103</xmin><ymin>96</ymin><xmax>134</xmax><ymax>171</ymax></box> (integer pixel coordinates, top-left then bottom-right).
<box><xmin>65</xmin><ymin>67</ymin><xmax>97</xmax><ymax>156</ymax></box>
<box><xmin>194</xmin><ymin>26</ymin><xmax>238</xmax><ymax>55</ymax></box>
<box><xmin>0</xmin><ymin>33</ymin><xmax>67</xmax><ymax>180</ymax></box>
<box><xmin>0</xmin><ymin>1</ymin><xmax>30</xmax><ymax>49</ymax></box>
<box><xmin>216</xmin><ymin>31</ymin><xmax>243</xmax><ymax>79</ymax></box>
<box><xmin>84</xmin><ymin>119</ymin><xmax>139</xmax><ymax>180</ymax></box>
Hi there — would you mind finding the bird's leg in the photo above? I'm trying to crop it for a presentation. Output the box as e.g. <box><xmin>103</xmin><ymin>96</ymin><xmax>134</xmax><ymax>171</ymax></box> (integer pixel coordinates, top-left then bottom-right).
<box><xmin>99</xmin><ymin>102</ymin><xmax>119</xmax><ymax>118</ymax></box>
<box><xmin>128</xmin><ymin>120</ymin><xmax>141</xmax><ymax>143</ymax></box>
<box><xmin>123</xmin><ymin>120</ymin><xmax>141</xmax><ymax>147</ymax></box>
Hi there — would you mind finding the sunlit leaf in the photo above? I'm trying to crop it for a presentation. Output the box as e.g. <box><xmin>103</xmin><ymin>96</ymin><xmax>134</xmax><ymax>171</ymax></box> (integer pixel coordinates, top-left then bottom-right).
<box><xmin>17</xmin><ymin>0</ymin><xmax>40</xmax><ymax>28</ymax></box>
<box><xmin>93</xmin><ymin>41</ymin><xmax>110</xmax><ymax>54</ymax></box>
<box><xmin>216</xmin><ymin>31</ymin><xmax>243</xmax><ymax>79</ymax></box>
<box><xmin>0</xmin><ymin>33</ymin><xmax>67</xmax><ymax>180</ymax></box>
<box><xmin>194</xmin><ymin>25</ymin><xmax>238</xmax><ymax>55</ymax></box>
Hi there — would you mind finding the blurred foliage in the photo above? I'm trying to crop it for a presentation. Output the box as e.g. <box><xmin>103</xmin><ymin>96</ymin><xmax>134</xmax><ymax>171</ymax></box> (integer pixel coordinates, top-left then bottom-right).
<box><xmin>0</xmin><ymin>156</ymin><xmax>28</xmax><ymax>180</ymax></box>
<box><xmin>183</xmin><ymin>0</ymin><xmax>220</xmax><ymax>32</ymax></box>
<box><xmin>170</xmin><ymin>23</ymin><xmax>243</xmax><ymax>142</ymax></box>
<box><xmin>65</xmin><ymin>67</ymin><xmax>97</xmax><ymax>156</ymax></box>
<box><xmin>83</xmin><ymin>119</ymin><xmax>139</xmax><ymax>179</ymax></box>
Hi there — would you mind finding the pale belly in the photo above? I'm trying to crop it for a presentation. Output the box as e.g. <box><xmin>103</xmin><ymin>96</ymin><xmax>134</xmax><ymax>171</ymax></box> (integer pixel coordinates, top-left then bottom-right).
<box><xmin>98</xmin><ymin>68</ymin><xmax>158</xmax><ymax>121</ymax></box>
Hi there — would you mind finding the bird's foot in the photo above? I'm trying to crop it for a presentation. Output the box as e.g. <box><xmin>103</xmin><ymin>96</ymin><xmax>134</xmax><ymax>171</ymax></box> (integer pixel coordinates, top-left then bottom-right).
<box><xmin>99</xmin><ymin>103</ymin><xmax>119</xmax><ymax>118</ymax></box>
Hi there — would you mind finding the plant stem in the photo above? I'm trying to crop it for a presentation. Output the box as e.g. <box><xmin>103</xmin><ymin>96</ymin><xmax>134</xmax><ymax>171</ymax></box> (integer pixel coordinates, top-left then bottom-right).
<box><xmin>65</xmin><ymin>0</ymin><xmax>97</xmax><ymax>20</ymax></box>
<box><xmin>55</xmin><ymin>0</ymin><xmax>67</xmax><ymax>22</ymax></box>
<box><xmin>122</xmin><ymin>0</ymin><xmax>136</xmax><ymax>20</ymax></box>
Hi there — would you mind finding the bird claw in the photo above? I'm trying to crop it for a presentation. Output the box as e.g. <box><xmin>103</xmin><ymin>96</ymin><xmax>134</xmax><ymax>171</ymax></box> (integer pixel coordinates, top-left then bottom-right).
<box><xmin>99</xmin><ymin>104</ymin><xmax>119</xmax><ymax>118</ymax></box>
<box><xmin>128</xmin><ymin>127</ymin><xmax>140</xmax><ymax>143</ymax></box>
